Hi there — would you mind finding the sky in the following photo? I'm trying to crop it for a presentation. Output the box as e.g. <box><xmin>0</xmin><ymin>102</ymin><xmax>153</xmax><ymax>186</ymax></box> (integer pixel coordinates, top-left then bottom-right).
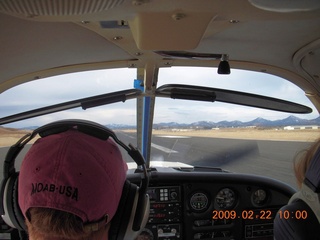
<box><xmin>0</xmin><ymin>67</ymin><xmax>318</xmax><ymax>128</ymax></box>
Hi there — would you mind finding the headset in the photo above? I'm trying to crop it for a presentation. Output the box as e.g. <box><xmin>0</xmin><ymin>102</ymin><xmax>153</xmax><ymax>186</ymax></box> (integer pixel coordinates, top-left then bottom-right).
<box><xmin>274</xmin><ymin>147</ymin><xmax>320</xmax><ymax>239</ymax></box>
<box><xmin>0</xmin><ymin>119</ymin><xmax>150</xmax><ymax>240</ymax></box>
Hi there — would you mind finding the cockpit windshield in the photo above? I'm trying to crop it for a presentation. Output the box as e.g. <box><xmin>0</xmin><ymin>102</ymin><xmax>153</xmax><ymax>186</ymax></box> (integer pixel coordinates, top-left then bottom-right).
<box><xmin>0</xmin><ymin>67</ymin><xmax>319</xmax><ymax>190</ymax></box>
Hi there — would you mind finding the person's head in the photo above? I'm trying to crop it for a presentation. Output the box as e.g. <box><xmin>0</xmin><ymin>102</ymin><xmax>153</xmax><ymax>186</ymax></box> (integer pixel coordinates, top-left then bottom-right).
<box><xmin>294</xmin><ymin>138</ymin><xmax>320</xmax><ymax>189</ymax></box>
<box><xmin>18</xmin><ymin>128</ymin><xmax>128</xmax><ymax>240</ymax></box>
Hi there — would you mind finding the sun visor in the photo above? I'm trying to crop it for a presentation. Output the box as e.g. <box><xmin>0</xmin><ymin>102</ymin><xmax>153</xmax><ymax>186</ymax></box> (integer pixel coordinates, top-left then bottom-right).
<box><xmin>129</xmin><ymin>11</ymin><xmax>216</xmax><ymax>51</ymax></box>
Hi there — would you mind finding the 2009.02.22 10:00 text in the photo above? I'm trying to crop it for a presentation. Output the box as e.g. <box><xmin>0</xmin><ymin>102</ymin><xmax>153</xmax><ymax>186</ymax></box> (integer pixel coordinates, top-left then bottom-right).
<box><xmin>212</xmin><ymin>210</ymin><xmax>308</xmax><ymax>220</ymax></box>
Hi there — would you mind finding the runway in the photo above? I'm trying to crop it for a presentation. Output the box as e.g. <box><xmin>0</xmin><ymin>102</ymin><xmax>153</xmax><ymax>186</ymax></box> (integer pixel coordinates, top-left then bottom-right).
<box><xmin>0</xmin><ymin>131</ymin><xmax>313</xmax><ymax>190</ymax></box>
<box><xmin>117</xmin><ymin>131</ymin><xmax>311</xmax><ymax>188</ymax></box>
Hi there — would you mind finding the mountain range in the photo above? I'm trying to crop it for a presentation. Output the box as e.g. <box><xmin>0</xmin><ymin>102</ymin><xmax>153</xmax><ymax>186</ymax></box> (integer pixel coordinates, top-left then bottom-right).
<box><xmin>109</xmin><ymin>115</ymin><xmax>320</xmax><ymax>130</ymax></box>
<box><xmin>14</xmin><ymin>115</ymin><xmax>320</xmax><ymax>130</ymax></box>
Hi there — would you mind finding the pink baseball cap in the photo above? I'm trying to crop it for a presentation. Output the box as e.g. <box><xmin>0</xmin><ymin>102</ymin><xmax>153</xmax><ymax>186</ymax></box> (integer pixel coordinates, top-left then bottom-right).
<box><xmin>18</xmin><ymin>129</ymin><xmax>128</xmax><ymax>225</ymax></box>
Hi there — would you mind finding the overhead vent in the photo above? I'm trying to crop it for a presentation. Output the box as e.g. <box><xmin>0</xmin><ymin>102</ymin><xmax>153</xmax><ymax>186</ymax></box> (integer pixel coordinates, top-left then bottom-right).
<box><xmin>0</xmin><ymin>0</ymin><xmax>124</xmax><ymax>17</ymax></box>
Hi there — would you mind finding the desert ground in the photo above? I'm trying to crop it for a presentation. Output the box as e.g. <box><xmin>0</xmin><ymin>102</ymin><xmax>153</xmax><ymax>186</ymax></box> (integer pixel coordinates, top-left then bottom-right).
<box><xmin>1</xmin><ymin>127</ymin><xmax>319</xmax><ymax>147</ymax></box>
<box><xmin>151</xmin><ymin>128</ymin><xmax>320</xmax><ymax>142</ymax></box>
<box><xmin>0</xmin><ymin>127</ymin><xmax>33</xmax><ymax>147</ymax></box>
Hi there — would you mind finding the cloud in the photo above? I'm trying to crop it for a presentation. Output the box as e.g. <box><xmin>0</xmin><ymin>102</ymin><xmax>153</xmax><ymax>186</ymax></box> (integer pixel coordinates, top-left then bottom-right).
<box><xmin>0</xmin><ymin>68</ymin><xmax>136</xmax><ymax>107</ymax></box>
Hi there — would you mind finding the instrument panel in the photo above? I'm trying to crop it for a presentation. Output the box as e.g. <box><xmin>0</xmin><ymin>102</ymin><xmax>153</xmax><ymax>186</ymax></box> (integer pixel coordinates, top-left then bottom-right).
<box><xmin>129</xmin><ymin>170</ymin><xmax>295</xmax><ymax>240</ymax></box>
<box><xmin>0</xmin><ymin>170</ymin><xmax>295</xmax><ymax>240</ymax></box>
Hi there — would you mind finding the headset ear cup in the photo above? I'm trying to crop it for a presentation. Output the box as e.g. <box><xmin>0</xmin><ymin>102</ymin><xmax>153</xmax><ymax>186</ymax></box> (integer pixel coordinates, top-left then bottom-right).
<box><xmin>2</xmin><ymin>173</ymin><xmax>26</xmax><ymax>231</ymax></box>
<box><xmin>109</xmin><ymin>181</ymin><xmax>138</xmax><ymax>240</ymax></box>
<box><xmin>13</xmin><ymin>174</ymin><xmax>26</xmax><ymax>230</ymax></box>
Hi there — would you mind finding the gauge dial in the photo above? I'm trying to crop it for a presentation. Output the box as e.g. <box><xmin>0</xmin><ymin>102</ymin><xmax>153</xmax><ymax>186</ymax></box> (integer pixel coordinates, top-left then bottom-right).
<box><xmin>190</xmin><ymin>192</ymin><xmax>209</xmax><ymax>211</ymax></box>
<box><xmin>252</xmin><ymin>189</ymin><xmax>268</xmax><ymax>206</ymax></box>
<box><xmin>215</xmin><ymin>188</ymin><xmax>236</xmax><ymax>209</ymax></box>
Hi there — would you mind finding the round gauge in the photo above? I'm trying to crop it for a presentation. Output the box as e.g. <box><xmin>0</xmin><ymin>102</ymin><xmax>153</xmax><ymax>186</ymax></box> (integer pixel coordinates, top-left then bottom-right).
<box><xmin>190</xmin><ymin>192</ymin><xmax>209</xmax><ymax>211</ymax></box>
<box><xmin>252</xmin><ymin>189</ymin><xmax>268</xmax><ymax>206</ymax></box>
<box><xmin>215</xmin><ymin>188</ymin><xmax>236</xmax><ymax>209</ymax></box>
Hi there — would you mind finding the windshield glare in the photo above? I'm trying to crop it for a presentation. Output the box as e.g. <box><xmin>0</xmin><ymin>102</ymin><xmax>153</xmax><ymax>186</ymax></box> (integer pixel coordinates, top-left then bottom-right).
<box><xmin>0</xmin><ymin>67</ymin><xmax>319</xmax><ymax>190</ymax></box>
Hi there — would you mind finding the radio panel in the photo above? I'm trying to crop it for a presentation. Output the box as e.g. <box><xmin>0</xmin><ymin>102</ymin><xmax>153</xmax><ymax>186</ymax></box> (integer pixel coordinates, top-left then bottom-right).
<box><xmin>137</xmin><ymin>186</ymin><xmax>182</xmax><ymax>239</ymax></box>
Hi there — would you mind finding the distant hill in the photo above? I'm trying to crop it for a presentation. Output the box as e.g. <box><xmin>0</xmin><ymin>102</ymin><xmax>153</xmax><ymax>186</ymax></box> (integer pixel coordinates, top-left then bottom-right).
<box><xmin>19</xmin><ymin>115</ymin><xmax>320</xmax><ymax>130</ymax></box>
<box><xmin>0</xmin><ymin>126</ymin><xmax>31</xmax><ymax>134</ymax></box>
<box><xmin>153</xmin><ymin>116</ymin><xmax>320</xmax><ymax>129</ymax></box>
